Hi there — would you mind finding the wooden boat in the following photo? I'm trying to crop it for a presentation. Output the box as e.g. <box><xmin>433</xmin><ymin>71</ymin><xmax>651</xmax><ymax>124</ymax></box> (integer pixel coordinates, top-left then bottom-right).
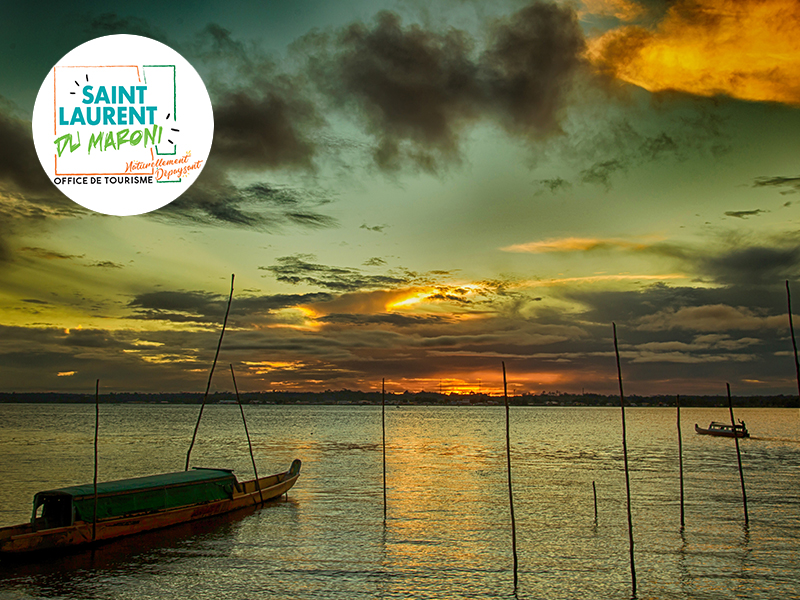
<box><xmin>695</xmin><ymin>421</ymin><xmax>749</xmax><ymax>438</ymax></box>
<box><xmin>0</xmin><ymin>459</ymin><xmax>300</xmax><ymax>556</ymax></box>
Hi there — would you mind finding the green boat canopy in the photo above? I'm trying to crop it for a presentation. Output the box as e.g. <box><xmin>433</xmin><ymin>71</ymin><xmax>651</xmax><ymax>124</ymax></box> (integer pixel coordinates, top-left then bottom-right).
<box><xmin>33</xmin><ymin>469</ymin><xmax>238</xmax><ymax>525</ymax></box>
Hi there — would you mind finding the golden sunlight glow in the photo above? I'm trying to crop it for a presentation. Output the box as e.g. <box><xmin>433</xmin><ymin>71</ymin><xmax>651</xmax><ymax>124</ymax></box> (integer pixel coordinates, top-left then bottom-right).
<box><xmin>132</xmin><ymin>339</ymin><xmax>165</xmax><ymax>347</ymax></box>
<box><xmin>242</xmin><ymin>360</ymin><xmax>306</xmax><ymax>375</ymax></box>
<box><xmin>295</xmin><ymin>306</ymin><xmax>318</xmax><ymax>319</ymax></box>
<box><xmin>383</xmin><ymin>370</ymin><xmax>565</xmax><ymax>396</ymax></box>
<box><xmin>386</xmin><ymin>284</ymin><xmax>488</xmax><ymax>311</ymax></box>
<box><xmin>388</xmin><ymin>290</ymin><xmax>433</xmax><ymax>309</ymax></box>
<box><xmin>588</xmin><ymin>0</ymin><xmax>800</xmax><ymax>105</ymax></box>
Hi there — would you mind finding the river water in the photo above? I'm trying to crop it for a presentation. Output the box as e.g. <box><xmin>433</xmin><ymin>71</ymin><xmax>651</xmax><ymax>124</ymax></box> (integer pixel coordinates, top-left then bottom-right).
<box><xmin>0</xmin><ymin>403</ymin><xmax>798</xmax><ymax>599</ymax></box>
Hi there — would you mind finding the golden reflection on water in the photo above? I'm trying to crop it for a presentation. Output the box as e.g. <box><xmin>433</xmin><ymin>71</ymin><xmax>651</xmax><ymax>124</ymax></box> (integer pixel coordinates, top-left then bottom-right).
<box><xmin>0</xmin><ymin>404</ymin><xmax>798</xmax><ymax>599</ymax></box>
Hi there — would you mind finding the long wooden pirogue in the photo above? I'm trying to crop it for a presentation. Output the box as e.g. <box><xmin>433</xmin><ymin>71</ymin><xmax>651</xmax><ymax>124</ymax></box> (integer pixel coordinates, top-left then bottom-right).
<box><xmin>0</xmin><ymin>459</ymin><xmax>301</xmax><ymax>555</ymax></box>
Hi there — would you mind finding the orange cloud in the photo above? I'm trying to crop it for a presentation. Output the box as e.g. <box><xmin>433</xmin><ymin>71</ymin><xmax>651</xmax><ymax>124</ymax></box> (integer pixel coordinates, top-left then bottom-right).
<box><xmin>524</xmin><ymin>273</ymin><xmax>685</xmax><ymax>286</ymax></box>
<box><xmin>588</xmin><ymin>0</ymin><xmax>800</xmax><ymax>105</ymax></box>
<box><xmin>501</xmin><ymin>237</ymin><xmax>648</xmax><ymax>253</ymax></box>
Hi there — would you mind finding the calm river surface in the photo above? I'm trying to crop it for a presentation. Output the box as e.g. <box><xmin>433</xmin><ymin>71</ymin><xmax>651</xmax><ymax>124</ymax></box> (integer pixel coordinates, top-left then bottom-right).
<box><xmin>0</xmin><ymin>403</ymin><xmax>798</xmax><ymax>599</ymax></box>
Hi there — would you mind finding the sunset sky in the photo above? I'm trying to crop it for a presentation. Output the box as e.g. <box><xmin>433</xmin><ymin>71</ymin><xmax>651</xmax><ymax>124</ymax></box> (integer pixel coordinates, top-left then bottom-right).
<box><xmin>1</xmin><ymin>0</ymin><xmax>799</xmax><ymax>395</ymax></box>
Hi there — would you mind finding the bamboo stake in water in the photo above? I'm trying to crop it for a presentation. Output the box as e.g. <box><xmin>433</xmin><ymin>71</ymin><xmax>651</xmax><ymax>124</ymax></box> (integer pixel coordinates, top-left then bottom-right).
<box><xmin>230</xmin><ymin>364</ymin><xmax>263</xmax><ymax>504</ymax></box>
<box><xmin>186</xmin><ymin>274</ymin><xmax>235</xmax><ymax>471</ymax></box>
<box><xmin>726</xmin><ymin>383</ymin><xmax>749</xmax><ymax>525</ymax></box>
<box><xmin>92</xmin><ymin>379</ymin><xmax>99</xmax><ymax>543</ymax></box>
<box><xmin>502</xmin><ymin>362</ymin><xmax>519</xmax><ymax>590</ymax></box>
<box><xmin>613</xmin><ymin>323</ymin><xmax>636</xmax><ymax>597</ymax></box>
<box><xmin>677</xmin><ymin>395</ymin><xmax>685</xmax><ymax>529</ymax></box>
<box><xmin>382</xmin><ymin>378</ymin><xmax>387</xmax><ymax>524</ymax></box>
<box><xmin>786</xmin><ymin>281</ymin><xmax>800</xmax><ymax>409</ymax></box>
<box><xmin>592</xmin><ymin>481</ymin><xmax>598</xmax><ymax>524</ymax></box>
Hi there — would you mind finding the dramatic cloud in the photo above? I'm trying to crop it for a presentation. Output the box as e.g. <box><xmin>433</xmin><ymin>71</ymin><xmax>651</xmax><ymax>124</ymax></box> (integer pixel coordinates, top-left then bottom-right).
<box><xmin>503</xmin><ymin>233</ymin><xmax>800</xmax><ymax>288</ymax></box>
<box><xmin>754</xmin><ymin>175</ymin><xmax>800</xmax><ymax>194</ymax></box>
<box><xmin>636</xmin><ymin>304</ymin><xmax>786</xmax><ymax>332</ymax></box>
<box><xmin>304</xmin><ymin>1</ymin><xmax>586</xmax><ymax>170</ymax></box>
<box><xmin>261</xmin><ymin>254</ymin><xmax>413</xmax><ymax>292</ymax></box>
<box><xmin>698</xmin><ymin>244</ymin><xmax>800</xmax><ymax>286</ymax></box>
<box><xmin>195</xmin><ymin>24</ymin><xmax>322</xmax><ymax>171</ymax></box>
<box><xmin>588</xmin><ymin>0</ymin><xmax>800</xmax><ymax>105</ymax></box>
<box><xmin>211</xmin><ymin>81</ymin><xmax>320</xmax><ymax>170</ymax></box>
<box><xmin>128</xmin><ymin>289</ymin><xmax>333</xmax><ymax>325</ymax></box>
<box><xmin>153</xmin><ymin>163</ymin><xmax>336</xmax><ymax>230</ymax></box>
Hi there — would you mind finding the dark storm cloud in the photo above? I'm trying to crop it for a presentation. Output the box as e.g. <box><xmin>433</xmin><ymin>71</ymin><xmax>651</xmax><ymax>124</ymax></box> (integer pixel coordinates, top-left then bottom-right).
<box><xmin>193</xmin><ymin>25</ymin><xmax>322</xmax><ymax>171</ymax></box>
<box><xmin>303</xmin><ymin>1</ymin><xmax>586</xmax><ymax>171</ymax></box>
<box><xmin>212</xmin><ymin>86</ymin><xmax>319</xmax><ymax>170</ymax></box>
<box><xmin>580</xmin><ymin>159</ymin><xmax>625</xmax><ymax>188</ymax></box>
<box><xmin>481</xmin><ymin>2</ymin><xmax>586</xmax><ymax>135</ymax></box>
<box><xmin>753</xmin><ymin>175</ymin><xmax>800</xmax><ymax>194</ymax></box>
<box><xmin>640</xmin><ymin>235</ymin><xmax>800</xmax><ymax>286</ymax></box>
<box><xmin>0</xmin><ymin>102</ymin><xmax>51</xmax><ymax>195</ymax></box>
<box><xmin>19</xmin><ymin>247</ymin><xmax>82</xmax><ymax>260</ymax></box>
<box><xmin>724</xmin><ymin>209</ymin><xmax>766</xmax><ymax>219</ymax></box>
<box><xmin>153</xmin><ymin>163</ymin><xmax>336</xmax><ymax>230</ymax></box>
<box><xmin>698</xmin><ymin>245</ymin><xmax>800</xmax><ymax>286</ymax></box>
<box><xmin>261</xmin><ymin>254</ymin><xmax>414</xmax><ymax>292</ymax></box>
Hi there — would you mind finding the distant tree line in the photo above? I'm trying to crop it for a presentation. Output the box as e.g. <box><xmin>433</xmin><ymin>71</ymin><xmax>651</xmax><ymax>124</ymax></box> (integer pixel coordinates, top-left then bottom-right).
<box><xmin>0</xmin><ymin>390</ymin><xmax>797</xmax><ymax>408</ymax></box>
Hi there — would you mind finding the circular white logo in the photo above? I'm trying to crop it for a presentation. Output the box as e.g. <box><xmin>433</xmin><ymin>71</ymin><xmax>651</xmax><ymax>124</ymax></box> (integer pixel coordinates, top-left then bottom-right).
<box><xmin>32</xmin><ymin>35</ymin><xmax>214</xmax><ymax>216</ymax></box>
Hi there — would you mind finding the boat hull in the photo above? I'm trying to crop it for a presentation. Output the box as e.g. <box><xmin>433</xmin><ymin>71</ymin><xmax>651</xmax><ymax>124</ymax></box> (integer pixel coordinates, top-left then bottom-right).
<box><xmin>694</xmin><ymin>424</ymin><xmax>749</xmax><ymax>438</ymax></box>
<box><xmin>0</xmin><ymin>461</ymin><xmax>300</xmax><ymax>556</ymax></box>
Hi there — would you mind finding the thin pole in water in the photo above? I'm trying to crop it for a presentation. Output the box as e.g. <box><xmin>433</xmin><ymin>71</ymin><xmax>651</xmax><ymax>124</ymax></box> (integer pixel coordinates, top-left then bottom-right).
<box><xmin>727</xmin><ymin>383</ymin><xmax>749</xmax><ymax>526</ymax></box>
<box><xmin>613</xmin><ymin>323</ymin><xmax>636</xmax><ymax>597</ymax></box>
<box><xmin>382</xmin><ymin>378</ymin><xmax>387</xmax><ymax>524</ymax></box>
<box><xmin>786</xmin><ymin>281</ymin><xmax>800</xmax><ymax>411</ymax></box>
<box><xmin>592</xmin><ymin>481</ymin><xmax>598</xmax><ymax>524</ymax></box>
<box><xmin>92</xmin><ymin>379</ymin><xmax>99</xmax><ymax>543</ymax></box>
<box><xmin>677</xmin><ymin>395</ymin><xmax>685</xmax><ymax>529</ymax></box>
<box><xmin>231</xmin><ymin>364</ymin><xmax>263</xmax><ymax>504</ymax></box>
<box><xmin>502</xmin><ymin>361</ymin><xmax>519</xmax><ymax>590</ymax></box>
<box><xmin>186</xmin><ymin>274</ymin><xmax>235</xmax><ymax>471</ymax></box>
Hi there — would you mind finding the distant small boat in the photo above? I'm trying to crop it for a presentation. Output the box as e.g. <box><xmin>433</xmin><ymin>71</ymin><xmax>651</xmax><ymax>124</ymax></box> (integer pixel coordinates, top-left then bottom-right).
<box><xmin>0</xmin><ymin>459</ymin><xmax>301</xmax><ymax>556</ymax></box>
<box><xmin>695</xmin><ymin>421</ymin><xmax>749</xmax><ymax>438</ymax></box>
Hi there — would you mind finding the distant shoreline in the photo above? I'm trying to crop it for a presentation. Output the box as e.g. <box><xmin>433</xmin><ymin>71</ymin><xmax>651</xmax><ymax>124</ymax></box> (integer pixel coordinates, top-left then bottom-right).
<box><xmin>0</xmin><ymin>391</ymin><xmax>797</xmax><ymax>408</ymax></box>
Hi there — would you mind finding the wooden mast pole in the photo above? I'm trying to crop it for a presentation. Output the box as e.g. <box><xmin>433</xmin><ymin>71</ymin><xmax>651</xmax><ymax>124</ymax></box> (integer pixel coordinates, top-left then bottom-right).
<box><xmin>186</xmin><ymin>274</ymin><xmax>235</xmax><ymax>471</ymax></box>
<box><xmin>786</xmin><ymin>281</ymin><xmax>800</xmax><ymax>410</ymax></box>
<box><xmin>92</xmin><ymin>379</ymin><xmax>99</xmax><ymax>543</ymax></box>
<box><xmin>727</xmin><ymin>383</ymin><xmax>749</xmax><ymax>525</ymax></box>
<box><xmin>677</xmin><ymin>395</ymin><xmax>685</xmax><ymax>529</ymax></box>
<box><xmin>231</xmin><ymin>364</ymin><xmax>263</xmax><ymax>504</ymax></box>
<box><xmin>613</xmin><ymin>323</ymin><xmax>636</xmax><ymax>597</ymax></box>
<box><xmin>502</xmin><ymin>362</ymin><xmax>519</xmax><ymax>590</ymax></box>
<box><xmin>382</xmin><ymin>378</ymin><xmax>387</xmax><ymax>524</ymax></box>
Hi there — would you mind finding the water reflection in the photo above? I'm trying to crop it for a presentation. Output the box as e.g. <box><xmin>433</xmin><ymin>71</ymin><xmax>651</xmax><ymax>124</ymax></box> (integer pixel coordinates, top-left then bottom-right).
<box><xmin>0</xmin><ymin>405</ymin><xmax>798</xmax><ymax>599</ymax></box>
